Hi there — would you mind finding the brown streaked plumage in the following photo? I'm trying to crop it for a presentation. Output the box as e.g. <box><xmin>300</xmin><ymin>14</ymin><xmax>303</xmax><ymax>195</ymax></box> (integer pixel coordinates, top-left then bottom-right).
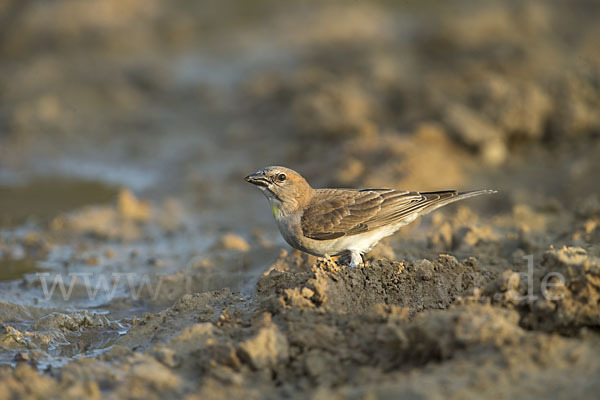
<box><xmin>245</xmin><ymin>166</ymin><xmax>496</xmax><ymax>268</ymax></box>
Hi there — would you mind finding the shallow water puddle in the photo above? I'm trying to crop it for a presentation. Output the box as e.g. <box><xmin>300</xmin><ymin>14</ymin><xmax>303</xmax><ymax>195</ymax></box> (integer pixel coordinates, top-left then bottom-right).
<box><xmin>0</xmin><ymin>177</ymin><xmax>119</xmax><ymax>226</ymax></box>
<box><xmin>0</xmin><ymin>258</ymin><xmax>48</xmax><ymax>281</ymax></box>
<box><xmin>0</xmin><ymin>173</ymin><xmax>229</xmax><ymax>370</ymax></box>
<box><xmin>0</xmin><ymin>320</ymin><xmax>129</xmax><ymax>370</ymax></box>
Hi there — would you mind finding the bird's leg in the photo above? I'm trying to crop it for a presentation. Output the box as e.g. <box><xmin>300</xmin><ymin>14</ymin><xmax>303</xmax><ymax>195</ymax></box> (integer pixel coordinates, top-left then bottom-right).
<box><xmin>348</xmin><ymin>251</ymin><xmax>363</xmax><ymax>268</ymax></box>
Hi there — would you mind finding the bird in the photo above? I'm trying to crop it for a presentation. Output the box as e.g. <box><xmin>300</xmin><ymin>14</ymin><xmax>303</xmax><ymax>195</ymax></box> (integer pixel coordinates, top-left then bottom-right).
<box><xmin>245</xmin><ymin>166</ymin><xmax>496</xmax><ymax>268</ymax></box>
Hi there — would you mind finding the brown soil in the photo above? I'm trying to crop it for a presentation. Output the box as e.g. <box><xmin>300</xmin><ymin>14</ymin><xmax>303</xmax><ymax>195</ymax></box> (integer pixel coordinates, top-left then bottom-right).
<box><xmin>1</xmin><ymin>0</ymin><xmax>600</xmax><ymax>399</ymax></box>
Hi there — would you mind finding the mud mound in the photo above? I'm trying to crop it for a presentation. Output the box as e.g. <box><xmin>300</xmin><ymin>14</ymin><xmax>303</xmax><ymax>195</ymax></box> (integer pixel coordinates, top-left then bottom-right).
<box><xmin>257</xmin><ymin>255</ymin><xmax>495</xmax><ymax>315</ymax></box>
<box><xmin>2</xmin><ymin>252</ymin><xmax>600</xmax><ymax>398</ymax></box>
<box><xmin>490</xmin><ymin>246</ymin><xmax>600</xmax><ymax>334</ymax></box>
<box><xmin>2</xmin><ymin>0</ymin><xmax>600</xmax><ymax>398</ymax></box>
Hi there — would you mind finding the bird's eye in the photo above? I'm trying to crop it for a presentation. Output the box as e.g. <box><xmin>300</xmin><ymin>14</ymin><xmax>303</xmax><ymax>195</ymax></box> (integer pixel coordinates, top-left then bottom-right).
<box><xmin>277</xmin><ymin>173</ymin><xmax>287</xmax><ymax>182</ymax></box>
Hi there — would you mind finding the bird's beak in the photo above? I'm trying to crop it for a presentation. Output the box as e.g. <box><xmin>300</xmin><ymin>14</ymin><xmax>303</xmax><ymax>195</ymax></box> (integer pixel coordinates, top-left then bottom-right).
<box><xmin>244</xmin><ymin>171</ymin><xmax>270</xmax><ymax>187</ymax></box>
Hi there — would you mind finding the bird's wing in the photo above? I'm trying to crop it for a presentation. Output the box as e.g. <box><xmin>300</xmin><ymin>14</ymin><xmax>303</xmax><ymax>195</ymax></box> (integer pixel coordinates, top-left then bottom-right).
<box><xmin>301</xmin><ymin>189</ymin><xmax>419</xmax><ymax>240</ymax></box>
<box><xmin>301</xmin><ymin>189</ymin><xmax>492</xmax><ymax>240</ymax></box>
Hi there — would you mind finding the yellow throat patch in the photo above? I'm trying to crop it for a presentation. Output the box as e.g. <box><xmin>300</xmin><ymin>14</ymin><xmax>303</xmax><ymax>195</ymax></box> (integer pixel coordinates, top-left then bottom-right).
<box><xmin>271</xmin><ymin>204</ymin><xmax>281</xmax><ymax>219</ymax></box>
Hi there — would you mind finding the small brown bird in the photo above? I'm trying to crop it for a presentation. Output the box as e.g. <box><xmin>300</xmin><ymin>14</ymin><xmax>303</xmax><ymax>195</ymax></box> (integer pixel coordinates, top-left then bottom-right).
<box><xmin>245</xmin><ymin>166</ymin><xmax>496</xmax><ymax>268</ymax></box>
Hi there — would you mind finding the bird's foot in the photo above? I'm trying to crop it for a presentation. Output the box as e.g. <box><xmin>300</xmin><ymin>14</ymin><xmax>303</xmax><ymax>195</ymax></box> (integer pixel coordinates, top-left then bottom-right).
<box><xmin>348</xmin><ymin>251</ymin><xmax>364</xmax><ymax>269</ymax></box>
<box><xmin>318</xmin><ymin>253</ymin><xmax>363</xmax><ymax>269</ymax></box>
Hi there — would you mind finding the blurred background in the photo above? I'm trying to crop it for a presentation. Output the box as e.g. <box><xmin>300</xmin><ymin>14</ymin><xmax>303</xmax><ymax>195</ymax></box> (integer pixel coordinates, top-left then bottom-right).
<box><xmin>0</xmin><ymin>0</ymin><xmax>599</xmax><ymax>376</ymax></box>
<box><xmin>1</xmin><ymin>0</ymin><xmax>599</xmax><ymax>222</ymax></box>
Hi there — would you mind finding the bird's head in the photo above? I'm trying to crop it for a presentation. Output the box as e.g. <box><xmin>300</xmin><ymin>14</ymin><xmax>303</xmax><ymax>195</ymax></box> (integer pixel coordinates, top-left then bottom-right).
<box><xmin>244</xmin><ymin>166</ymin><xmax>313</xmax><ymax>215</ymax></box>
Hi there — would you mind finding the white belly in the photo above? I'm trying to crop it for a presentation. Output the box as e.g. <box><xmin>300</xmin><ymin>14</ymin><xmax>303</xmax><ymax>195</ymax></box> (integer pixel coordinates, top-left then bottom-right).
<box><xmin>274</xmin><ymin>211</ymin><xmax>416</xmax><ymax>257</ymax></box>
<box><xmin>328</xmin><ymin>222</ymin><xmax>404</xmax><ymax>254</ymax></box>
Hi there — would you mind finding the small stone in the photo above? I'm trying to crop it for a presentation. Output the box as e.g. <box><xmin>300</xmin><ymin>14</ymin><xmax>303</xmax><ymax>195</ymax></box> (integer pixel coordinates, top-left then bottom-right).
<box><xmin>104</xmin><ymin>249</ymin><xmax>116</xmax><ymax>259</ymax></box>
<box><xmin>220</xmin><ymin>233</ymin><xmax>250</xmax><ymax>252</ymax></box>
<box><xmin>301</xmin><ymin>287</ymin><xmax>315</xmax><ymax>299</ymax></box>
<box><xmin>500</xmin><ymin>270</ymin><xmax>520</xmax><ymax>291</ymax></box>
<box><xmin>13</xmin><ymin>352</ymin><xmax>30</xmax><ymax>362</ymax></box>
<box><xmin>415</xmin><ymin>259</ymin><xmax>434</xmax><ymax>281</ymax></box>
<box><xmin>152</xmin><ymin>347</ymin><xmax>179</xmax><ymax>368</ymax></box>
<box><xmin>305</xmin><ymin>351</ymin><xmax>327</xmax><ymax>377</ymax></box>
<box><xmin>237</xmin><ymin>324</ymin><xmax>289</xmax><ymax>370</ymax></box>
<box><xmin>130</xmin><ymin>357</ymin><xmax>181</xmax><ymax>390</ymax></box>
<box><xmin>147</xmin><ymin>257</ymin><xmax>165</xmax><ymax>267</ymax></box>
<box><xmin>117</xmin><ymin>189</ymin><xmax>151</xmax><ymax>222</ymax></box>
<box><xmin>85</xmin><ymin>256</ymin><xmax>100</xmax><ymax>266</ymax></box>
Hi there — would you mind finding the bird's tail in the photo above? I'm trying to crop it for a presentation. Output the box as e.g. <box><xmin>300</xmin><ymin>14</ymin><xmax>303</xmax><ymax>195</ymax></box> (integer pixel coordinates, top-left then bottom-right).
<box><xmin>418</xmin><ymin>189</ymin><xmax>497</xmax><ymax>215</ymax></box>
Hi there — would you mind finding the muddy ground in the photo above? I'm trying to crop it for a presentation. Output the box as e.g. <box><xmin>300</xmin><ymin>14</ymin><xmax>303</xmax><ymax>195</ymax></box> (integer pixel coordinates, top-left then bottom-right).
<box><xmin>1</xmin><ymin>0</ymin><xmax>600</xmax><ymax>398</ymax></box>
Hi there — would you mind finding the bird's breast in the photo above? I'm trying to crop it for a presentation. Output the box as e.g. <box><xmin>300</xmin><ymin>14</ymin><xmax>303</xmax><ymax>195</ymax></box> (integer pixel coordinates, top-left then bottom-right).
<box><xmin>274</xmin><ymin>212</ymin><xmax>305</xmax><ymax>250</ymax></box>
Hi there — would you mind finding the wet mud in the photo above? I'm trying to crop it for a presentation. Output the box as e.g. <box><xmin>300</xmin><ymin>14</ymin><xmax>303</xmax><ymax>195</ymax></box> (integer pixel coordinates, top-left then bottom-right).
<box><xmin>1</xmin><ymin>0</ymin><xmax>600</xmax><ymax>398</ymax></box>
